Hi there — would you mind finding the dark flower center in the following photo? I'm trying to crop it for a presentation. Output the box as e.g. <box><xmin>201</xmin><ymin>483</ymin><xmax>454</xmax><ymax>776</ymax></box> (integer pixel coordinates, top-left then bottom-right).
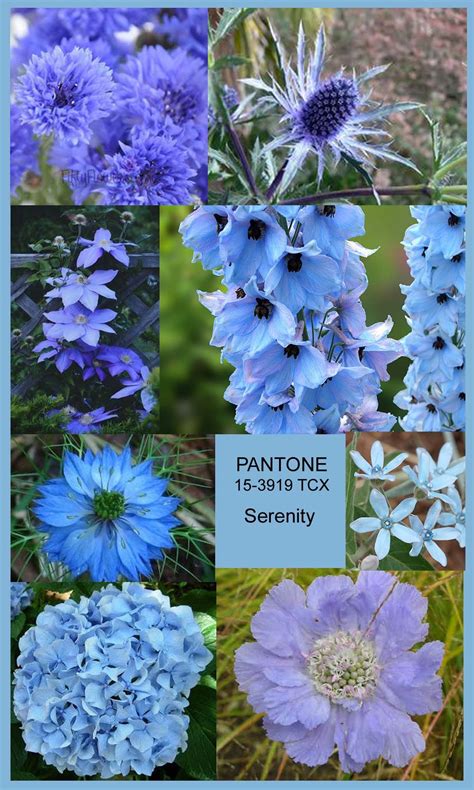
<box><xmin>451</xmin><ymin>253</ymin><xmax>462</xmax><ymax>263</ymax></box>
<box><xmin>284</xmin><ymin>344</ymin><xmax>300</xmax><ymax>359</ymax></box>
<box><xmin>422</xmin><ymin>246</ymin><xmax>428</xmax><ymax>257</ymax></box>
<box><xmin>236</xmin><ymin>287</ymin><xmax>246</xmax><ymax>299</ymax></box>
<box><xmin>53</xmin><ymin>81</ymin><xmax>78</xmax><ymax>108</ymax></box>
<box><xmin>432</xmin><ymin>336</ymin><xmax>445</xmax><ymax>350</ymax></box>
<box><xmin>322</xmin><ymin>205</ymin><xmax>336</xmax><ymax>218</ymax></box>
<box><xmin>214</xmin><ymin>213</ymin><xmax>228</xmax><ymax>233</ymax></box>
<box><xmin>271</xmin><ymin>404</ymin><xmax>284</xmax><ymax>412</ymax></box>
<box><xmin>248</xmin><ymin>219</ymin><xmax>266</xmax><ymax>240</ymax></box>
<box><xmin>299</xmin><ymin>77</ymin><xmax>359</xmax><ymax>143</ymax></box>
<box><xmin>286</xmin><ymin>252</ymin><xmax>303</xmax><ymax>272</ymax></box>
<box><xmin>254</xmin><ymin>297</ymin><xmax>272</xmax><ymax>319</ymax></box>
<box><xmin>459</xmin><ymin>392</ymin><xmax>466</xmax><ymax>401</ymax></box>
<box><xmin>426</xmin><ymin>404</ymin><xmax>437</xmax><ymax>413</ymax></box>
<box><xmin>161</xmin><ymin>86</ymin><xmax>197</xmax><ymax>124</ymax></box>
<box><xmin>93</xmin><ymin>491</ymin><xmax>126</xmax><ymax>520</ymax></box>
<box><xmin>436</xmin><ymin>293</ymin><xmax>449</xmax><ymax>304</ymax></box>
<box><xmin>448</xmin><ymin>212</ymin><xmax>460</xmax><ymax>227</ymax></box>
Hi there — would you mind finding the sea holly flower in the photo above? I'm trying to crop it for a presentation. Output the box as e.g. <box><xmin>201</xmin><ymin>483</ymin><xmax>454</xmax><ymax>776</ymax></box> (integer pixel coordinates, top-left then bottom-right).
<box><xmin>235</xmin><ymin>572</ymin><xmax>443</xmax><ymax>772</ymax></box>
<box><xmin>438</xmin><ymin>487</ymin><xmax>466</xmax><ymax>548</ymax></box>
<box><xmin>242</xmin><ymin>24</ymin><xmax>419</xmax><ymax>188</ymax></box>
<box><xmin>45</xmin><ymin>268</ymin><xmax>118</xmax><ymax>310</ymax></box>
<box><xmin>14</xmin><ymin>583</ymin><xmax>212</xmax><ymax>777</ymax></box>
<box><xmin>43</xmin><ymin>304</ymin><xmax>117</xmax><ymax>347</ymax></box>
<box><xmin>350</xmin><ymin>440</ymin><xmax>408</xmax><ymax>481</ymax></box>
<box><xmin>16</xmin><ymin>45</ymin><xmax>115</xmax><ymax>145</ymax></box>
<box><xmin>33</xmin><ymin>446</ymin><xmax>181</xmax><ymax>581</ymax></box>
<box><xmin>11</xmin><ymin>582</ymin><xmax>33</xmax><ymax>619</ymax></box>
<box><xmin>219</xmin><ymin>207</ymin><xmax>288</xmax><ymax>286</ymax></box>
<box><xmin>65</xmin><ymin>406</ymin><xmax>118</xmax><ymax>433</ymax></box>
<box><xmin>350</xmin><ymin>489</ymin><xmax>417</xmax><ymax>559</ymax></box>
<box><xmin>408</xmin><ymin>501</ymin><xmax>459</xmax><ymax>567</ymax></box>
<box><xmin>77</xmin><ymin>228</ymin><xmax>129</xmax><ymax>268</ymax></box>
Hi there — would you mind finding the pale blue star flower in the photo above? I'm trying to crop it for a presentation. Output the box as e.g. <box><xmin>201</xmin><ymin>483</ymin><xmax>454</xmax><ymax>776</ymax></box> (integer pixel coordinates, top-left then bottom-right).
<box><xmin>350</xmin><ymin>440</ymin><xmax>408</xmax><ymax>481</ymax></box>
<box><xmin>350</xmin><ymin>489</ymin><xmax>417</xmax><ymax>559</ymax></box>
<box><xmin>438</xmin><ymin>486</ymin><xmax>465</xmax><ymax>548</ymax></box>
<box><xmin>408</xmin><ymin>500</ymin><xmax>459</xmax><ymax>567</ymax></box>
<box><xmin>403</xmin><ymin>450</ymin><xmax>458</xmax><ymax>506</ymax></box>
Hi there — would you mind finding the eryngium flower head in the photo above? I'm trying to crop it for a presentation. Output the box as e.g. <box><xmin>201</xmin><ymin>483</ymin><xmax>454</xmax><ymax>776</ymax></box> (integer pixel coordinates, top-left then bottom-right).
<box><xmin>15</xmin><ymin>45</ymin><xmax>115</xmax><ymax>145</ymax></box>
<box><xmin>33</xmin><ymin>447</ymin><xmax>180</xmax><ymax>581</ymax></box>
<box><xmin>11</xmin><ymin>582</ymin><xmax>33</xmax><ymax>619</ymax></box>
<box><xmin>13</xmin><ymin>583</ymin><xmax>212</xmax><ymax>777</ymax></box>
<box><xmin>243</xmin><ymin>24</ymin><xmax>420</xmax><ymax>186</ymax></box>
<box><xmin>235</xmin><ymin>572</ymin><xmax>443</xmax><ymax>772</ymax></box>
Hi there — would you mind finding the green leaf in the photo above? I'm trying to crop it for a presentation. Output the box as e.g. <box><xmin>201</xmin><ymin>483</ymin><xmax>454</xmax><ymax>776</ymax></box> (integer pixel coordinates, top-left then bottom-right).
<box><xmin>213</xmin><ymin>55</ymin><xmax>250</xmax><ymax>70</ymax></box>
<box><xmin>340</xmin><ymin>152</ymin><xmax>380</xmax><ymax>203</ymax></box>
<box><xmin>11</xmin><ymin>613</ymin><xmax>26</xmax><ymax>640</ymax></box>
<box><xmin>175</xmin><ymin>686</ymin><xmax>216</xmax><ymax>780</ymax></box>
<box><xmin>211</xmin><ymin>9</ymin><xmax>255</xmax><ymax>47</ymax></box>
<box><xmin>378</xmin><ymin>536</ymin><xmax>434</xmax><ymax>571</ymax></box>
<box><xmin>194</xmin><ymin>612</ymin><xmax>216</xmax><ymax>655</ymax></box>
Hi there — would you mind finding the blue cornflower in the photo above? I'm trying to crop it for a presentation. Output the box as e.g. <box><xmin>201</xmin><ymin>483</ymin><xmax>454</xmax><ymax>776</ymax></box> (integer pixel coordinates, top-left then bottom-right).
<box><xmin>11</xmin><ymin>582</ymin><xmax>33</xmax><ymax>619</ymax></box>
<box><xmin>350</xmin><ymin>489</ymin><xmax>417</xmax><ymax>559</ymax></box>
<box><xmin>235</xmin><ymin>572</ymin><xmax>443</xmax><ymax>772</ymax></box>
<box><xmin>264</xmin><ymin>241</ymin><xmax>340</xmax><ymax>313</ymax></box>
<box><xmin>350</xmin><ymin>440</ymin><xmax>408</xmax><ymax>481</ymax></box>
<box><xmin>438</xmin><ymin>486</ymin><xmax>465</xmax><ymax>548</ymax></box>
<box><xmin>65</xmin><ymin>407</ymin><xmax>118</xmax><ymax>433</ymax></box>
<box><xmin>159</xmin><ymin>9</ymin><xmax>208</xmax><ymax>62</ymax></box>
<box><xmin>15</xmin><ymin>45</ymin><xmax>115</xmax><ymax>144</ymax></box>
<box><xmin>219</xmin><ymin>207</ymin><xmax>288</xmax><ymax>286</ymax></box>
<box><xmin>77</xmin><ymin>228</ymin><xmax>129</xmax><ymax>268</ymax></box>
<box><xmin>243</xmin><ymin>24</ymin><xmax>419</xmax><ymax>188</ymax></box>
<box><xmin>408</xmin><ymin>500</ymin><xmax>459</xmax><ymax>567</ymax></box>
<box><xmin>10</xmin><ymin>105</ymin><xmax>39</xmax><ymax>195</ymax></box>
<box><xmin>45</xmin><ymin>268</ymin><xmax>117</xmax><ymax>310</ymax></box>
<box><xmin>14</xmin><ymin>583</ymin><xmax>212</xmax><ymax>777</ymax></box>
<box><xmin>299</xmin><ymin>205</ymin><xmax>365</xmax><ymax>259</ymax></box>
<box><xmin>43</xmin><ymin>304</ymin><xmax>117</xmax><ymax>347</ymax></box>
<box><xmin>33</xmin><ymin>447</ymin><xmax>180</xmax><ymax>581</ymax></box>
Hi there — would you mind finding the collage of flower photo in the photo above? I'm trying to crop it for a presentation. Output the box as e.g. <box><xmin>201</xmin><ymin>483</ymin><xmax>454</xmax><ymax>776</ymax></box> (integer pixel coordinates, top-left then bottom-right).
<box><xmin>9</xmin><ymin>5</ymin><xmax>466</xmax><ymax>786</ymax></box>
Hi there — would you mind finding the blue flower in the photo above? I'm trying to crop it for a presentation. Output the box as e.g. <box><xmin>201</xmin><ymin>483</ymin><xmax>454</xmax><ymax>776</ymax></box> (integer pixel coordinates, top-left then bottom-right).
<box><xmin>236</xmin><ymin>388</ymin><xmax>317</xmax><ymax>434</ymax></box>
<box><xmin>350</xmin><ymin>440</ymin><xmax>408</xmax><ymax>481</ymax></box>
<box><xmin>402</xmin><ymin>450</ymin><xmax>457</xmax><ymax>506</ymax></box>
<box><xmin>264</xmin><ymin>241</ymin><xmax>340</xmax><ymax>314</ymax></box>
<box><xmin>179</xmin><ymin>206</ymin><xmax>233</xmax><ymax>270</ymax></box>
<box><xmin>415</xmin><ymin>206</ymin><xmax>466</xmax><ymax>259</ymax></box>
<box><xmin>33</xmin><ymin>447</ymin><xmax>181</xmax><ymax>581</ymax></box>
<box><xmin>112</xmin><ymin>366</ymin><xmax>155</xmax><ymax>413</ymax></box>
<box><xmin>158</xmin><ymin>9</ymin><xmax>208</xmax><ymax>62</ymax></box>
<box><xmin>14</xmin><ymin>583</ymin><xmax>212</xmax><ymax>777</ymax></box>
<box><xmin>244</xmin><ymin>337</ymin><xmax>331</xmax><ymax>397</ymax></box>
<box><xmin>350</xmin><ymin>489</ymin><xmax>417</xmax><ymax>559</ymax></box>
<box><xmin>65</xmin><ymin>407</ymin><xmax>118</xmax><ymax>433</ymax></box>
<box><xmin>235</xmin><ymin>572</ymin><xmax>443</xmax><ymax>771</ymax></box>
<box><xmin>10</xmin><ymin>105</ymin><xmax>39</xmax><ymax>195</ymax></box>
<box><xmin>33</xmin><ymin>339</ymin><xmax>87</xmax><ymax>373</ymax></box>
<box><xmin>219</xmin><ymin>207</ymin><xmax>288</xmax><ymax>286</ymax></box>
<box><xmin>243</xmin><ymin>24</ymin><xmax>420</xmax><ymax>190</ymax></box>
<box><xmin>77</xmin><ymin>228</ymin><xmax>129</xmax><ymax>268</ymax></box>
<box><xmin>15</xmin><ymin>45</ymin><xmax>115</xmax><ymax>145</ymax></box>
<box><xmin>43</xmin><ymin>304</ymin><xmax>117</xmax><ymax>347</ymax></box>
<box><xmin>299</xmin><ymin>205</ymin><xmax>365</xmax><ymax>258</ymax></box>
<box><xmin>45</xmin><ymin>267</ymin><xmax>118</xmax><ymax>310</ymax></box>
<box><xmin>438</xmin><ymin>487</ymin><xmax>465</xmax><ymax>548</ymax></box>
<box><xmin>11</xmin><ymin>582</ymin><xmax>33</xmax><ymax>619</ymax></box>
<box><xmin>407</xmin><ymin>500</ymin><xmax>458</xmax><ymax>567</ymax></box>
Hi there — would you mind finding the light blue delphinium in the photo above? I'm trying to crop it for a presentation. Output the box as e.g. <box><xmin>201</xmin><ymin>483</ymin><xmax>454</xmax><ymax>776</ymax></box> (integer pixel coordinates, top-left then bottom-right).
<box><xmin>13</xmin><ymin>583</ymin><xmax>212</xmax><ymax>777</ymax></box>
<box><xmin>242</xmin><ymin>24</ymin><xmax>420</xmax><ymax>191</ymax></box>
<box><xmin>350</xmin><ymin>489</ymin><xmax>417</xmax><ymax>559</ymax></box>
<box><xmin>438</xmin><ymin>486</ymin><xmax>465</xmax><ymax>548</ymax></box>
<box><xmin>350</xmin><ymin>440</ymin><xmax>408</xmax><ymax>481</ymax></box>
<box><xmin>11</xmin><ymin>582</ymin><xmax>33</xmax><ymax>620</ymax></box>
<box><xmin>33</xmin><ymin>446</ymin><xmax>180</xmax><ymax>581</ymax></box>
<box><xmin>219</xmin><ymin>206</ymin><xmax>288</xmax><ymax>286</ymax></box>
<box><xmin>408</xmin><ymin>500</ymin><xmax>459</xmax><ymax>567</ymax></box>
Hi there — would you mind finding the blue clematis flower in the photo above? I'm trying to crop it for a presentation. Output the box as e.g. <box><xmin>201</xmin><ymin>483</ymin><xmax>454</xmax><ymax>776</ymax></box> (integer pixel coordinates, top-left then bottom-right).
<box><xmin>45</xmin><ymin>267</ymin><xmax>118</xmax><ymax>310</ymax></box>
<box><xmin>408</xmin><ymin>500</ymin><xmax>459</xmax><ymax>567</ymax></box>
<box><xmin>350</xmin><ymin>440</ymin><xmax>408</xmax><ymax>481</ymax></box>
<box><xmin>350</xmin><ymin>489</ymin><xmax>417</xmax><ymax>559</ymax></box>
<box><xmin>43</xmin><ymin>304</ymin><xmax>117</xmax><ymax>347</ymax></box>
<box><xmin>77</xmin><ymin>228</ymin><xmax>129</xmax><ymax>268</ymax></box>
<box><xmin>65</xmin><ymin>406</ymin><xmax>118</xmax><ymax>433</ymax></box>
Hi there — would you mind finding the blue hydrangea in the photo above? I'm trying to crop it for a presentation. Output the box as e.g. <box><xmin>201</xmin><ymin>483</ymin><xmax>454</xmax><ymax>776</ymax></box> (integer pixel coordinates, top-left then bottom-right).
<box><xmin>235</xmin><ymin>572</ymin><xmax>443</xmax><ymax>772</ymax></box>
<box><xmin>11</xmin><ymin>582</ymin><xmax>34</xmax><ymax>619</ymax></box>
<box><xmin>14</xmin><ymin>583</ymin><xmax>212</xmax><ymax>777</ymax></box>
<box><xmin>33</xmin><ymin>446</ymin><xmax>180</xmax><ymax>581</ymax></box>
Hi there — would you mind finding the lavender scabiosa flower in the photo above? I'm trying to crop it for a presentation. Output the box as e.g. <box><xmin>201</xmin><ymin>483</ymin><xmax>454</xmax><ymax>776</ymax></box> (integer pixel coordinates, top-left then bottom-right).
<box><xmin>350</xmin><ymin>489</ymin><xmax>417</xmax><ymax>559</ymax></box>
<box><xmin>242</xmin><ymin>25</ymin><xmax>420</xmax><ymax>191</ymax></box>
<box><xmin>65</xmin><ymin>406</ymin><xmax>118</xmax><ymax>433</ymax></box>
<box><xmin>45</xmin><ymin>268</ymin><xmax>117</xmax><ymax>310</ymax></box>
<box><xmin>15</xmin><ymin>45</ymin><xmax>115</xmax><ymax>145</ymax></box>
<box><xmin>14</xmin><ymin>583</ymin><xmax>212</xmax><ymax>777</ymax></box>
<box><xmin>235</xmin><ymin>572</ymin><xmax>443</xmax><ymax>772</ymax></box>
<box><xmin>33</xmin><ymin>446</ymin><xmax>181</xmax><ymax>581</ymax></box>
<box><xmin>11</xmin><ymin>582</ymin><xmax>33</xmax><ymax>619</ymax></box>
<box><xmin>350</xmin><ymin>440</ymin><xmax>408</xmax><ymax>481</ymax></box>
<box><xmin>43</xmin><ymin>304</ymin><xmax>117</xmax><ymax>347</ymax></box>
<box><xmin>77</xmin><ymin>228</ymin><xmax>129</xmax><ymax>268</ymax></box>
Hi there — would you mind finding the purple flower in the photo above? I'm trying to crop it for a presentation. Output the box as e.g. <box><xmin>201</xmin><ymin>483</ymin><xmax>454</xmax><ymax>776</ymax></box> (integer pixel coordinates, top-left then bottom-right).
<box><xmin>77</xmin><ymin>228</ymin><xmax>129</xmax><ymax>268</ymax></box>
<box><xmin>112</xmin><ymin>366</ymin><xmax>155</xmax><ymax>412</ymax></box>
<box><xmin>66</xmin><ymin>406</ymin><xmax>118</xmax><ymax>433</ymax></box>
<box><xmin>97</xmin><ymin>346</ymin><xmax>144</xmax><ymax>379</ymax></box>
<box><xmin>15</xmin><ymin>45</ymin><xmax>115</xmax><ymax>144</ymax></box>
<box><xmin>10</xmin><ymin>105</ymin><xmax>39</xmax><ymax>195</ymax></box>
<box><xmin>45</xmin><ymin>268</ymin><xmax>117</xmax><ymax>309</ymax></box>
<box><xmin>43</xmin><ymin>304</ymin><xmax>117</xmax><ymax>347</ymax></box>
<box><xmin>235</xmin><ymin>572</ymin><xmax>443</xmax><ymax>772</ymax></box>
<box><xmin>33</xmin><ymin>338</ymin><xmax>87</xmax><ymax>372</ymax></box>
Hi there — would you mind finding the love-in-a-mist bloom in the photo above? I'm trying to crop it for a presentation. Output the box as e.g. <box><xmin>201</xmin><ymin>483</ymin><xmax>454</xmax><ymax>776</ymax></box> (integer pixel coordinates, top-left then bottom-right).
<box><xmin>350</xmin><ymin>489</ymin><xmax>417</xmax><ymax>559</ymax></box>
<box><xmin>242</xmin><ymin>24</ymin><xmax>419</xmax><ymax>188</ymax></box>
<box><xmin>235</xmin><ymin>572</ymin><xmax>443</xmax><ymax>772</ymax></box>
<box><xmin>33</xmin><ymin>446</ymin><xmax>180</xmax><ymax>580</ymax></box>
<box><xmin>14</xmin><ymin>583</ymin><xmax>212</xmax><ymax>777</ymax></box>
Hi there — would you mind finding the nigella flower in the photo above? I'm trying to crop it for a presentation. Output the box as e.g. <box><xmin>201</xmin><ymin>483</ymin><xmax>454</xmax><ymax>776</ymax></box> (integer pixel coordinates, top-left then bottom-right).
<box><xmin>45</xmin><ymin>268</ymin><xmax>118</xmax><ymax>310</ymax></box>
<box><xmin>11</xmin><ymin>582</ymin><xmax>33</xmax><ymax>619</ymax></box>
<box><xmin>350</xmin><ymin>440</ymin><xmax>408</xmax><ymax>481</ymax></box>
<box><xmin>243</xmin><ymin>25</ymin><xmax>419</xmax><ymax>186</ymax></box>
<box><xmin>65</xmin><ymin>407</ymin><xmax>118</xmax><ymax>434</ymax></box>
<box><xmin>43</xmin><ymin>304</ymin><xmax>117</xmax><ymax>347</ymax></box>
<box><xmin>33</xmin><ymin>446</ymin><xmax>180</xmax><ymax>581</ymax></box>
<box><xmin>14</xmin><ymin>583</ymin><xmax>212</xmax><ymax>777</ymax></box>
<box><xmin>112</xmin><ymin>366</ymin><xmax>156</xmax><ymax>413</ymax></box>
<box><xmin>77</xmin><ymin>228</ymin><xmax>129</xmax><ymax>268</ymax></box>
<box><xmin>15</xmin><ymin>45</ymin><xmax>115</xmax><ymax>145</ymax></box>
<box><xmin>235</xmin><ymin>572</ymin><xmax>443</xmax><ymax>772</ymax></box>
<box><xmin>438</xmin><ymin>487</ymin><xmax>466</xmax><ymax>548</ymax></box>
<box><xmin>10</xmin><ymin>105</ymin><xmax>39</xmax><ymax>195</ymax></box>
<box><xmin>350</xmin><ymin>489</ymin><xmax>417</xmax><ymax>559</ymax></box>
<box><xmin>408</xmin><ymin>500</ymin><xmax>458</xmax><ymax>567</ymax></box>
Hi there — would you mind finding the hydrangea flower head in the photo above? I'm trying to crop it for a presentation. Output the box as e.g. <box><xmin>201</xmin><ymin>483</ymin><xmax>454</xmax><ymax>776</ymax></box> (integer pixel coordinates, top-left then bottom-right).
<box><xmin>14</xmin><ymin>583</ymin><xmax>212</xmax><ymax>777</ymax></box>
<box><xmin>235</xmin><ymin>572</ymin><xmax>443</xmax><ymax>772</ymax></box>
<box><xmin>408</xmin><ymin>500</ymin><xmax>458</xmax><ymax>567</ymax></box>
<box><xmin>350</xmin><ymin>440</ymin><xmax>408</xmax><ymax>481</ymax></box>
<box><xmin>243</xmin><ymin>24</ymin><xmax>420</xmax><ymax>185</ymax></box>
<box><xmin>33</xmin><ymin>447</ymin><xmax>181</xmax><ymax>581</ymax></box>
<box><xmin>77</xmin><ymin>228</ymin><xmax>129</xmax><ymax>268</ymax></box>
<box><xmin>350</xmin><ymin>489</ymin><xmax>417</xmax><ymax>559</ymax></box>
<box><xmin>16</xmin><ymin>45</ymin><xmax>115</xmax><ymax>145</ymax></box>
<box><xmin>11</xmin><ymin>582</ymin><xmax>33</xmax><ymax>619</ymax></box>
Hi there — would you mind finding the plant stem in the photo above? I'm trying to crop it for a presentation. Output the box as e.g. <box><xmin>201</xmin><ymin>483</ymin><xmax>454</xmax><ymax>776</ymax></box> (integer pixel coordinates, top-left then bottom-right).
<box><xmin>440</xmin><ymin>184</ymin><xmax>467</xmax><ymax>194</ymax></box>
<box><xmin>266</xmin><ymin>159</ymin><xmax>288</xmax><ymax>200</ymax></box>
<box><xmin>279</xmin><ymin>184</ymin><xmax>431</xmax><ymax>205</ymax></box>
<box><xmin>225</xmin><ymin>123</ymin><xmax>259</xmax><ymax>198</ymax></box>
<box><xmin>433</xmin><ymin>154</ymin><xmax>467</xmax><ymax>182</ymax></box>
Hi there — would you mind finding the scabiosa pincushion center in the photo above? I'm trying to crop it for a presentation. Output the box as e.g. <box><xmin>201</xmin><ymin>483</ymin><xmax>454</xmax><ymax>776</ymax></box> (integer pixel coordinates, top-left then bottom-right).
<box><xmin>297</xmin><ymin>76</ymin><xmax>360</xmax><ymax>145</ymax></box>
<box><xmin>235</xmin><ymin>572</ymin><xmax>444</xmax><ymax>772</ymax></box>
<box><xmin>13</xmin><ymin>583</ymin><xmax>213</xmax><ymax>778</ymax></box>
<box><xmin>33</xmin><ymin>446</ymin><xmax>181</xmax><ymax>581</ymax></box>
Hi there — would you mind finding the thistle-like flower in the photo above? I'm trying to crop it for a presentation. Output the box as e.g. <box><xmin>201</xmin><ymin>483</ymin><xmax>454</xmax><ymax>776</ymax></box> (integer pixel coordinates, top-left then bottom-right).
<box><xmin>243</xmin><ymin>24</ymin><xmax>420</xmax><ymax>189</ymax></box>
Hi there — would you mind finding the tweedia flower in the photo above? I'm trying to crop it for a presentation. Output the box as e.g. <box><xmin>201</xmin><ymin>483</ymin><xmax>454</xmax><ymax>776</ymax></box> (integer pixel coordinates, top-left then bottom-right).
<box><xmin>11</xmin><ymin>582</ymin><xmax>33</xmax><ymax>619</ymax></box>
<box><xmin>235</xmin><ymin>572</ymin><xmax>443</xmax><ymax>772</ymax></box>
<box><xmin>33</xmin><ymin>446</ymin><xmax>180</xmax><ymax>581</ymax></box>
<box><xmin>350</xmin><ymin>440</ymin><xmax>408</xmax><ymax>481</ymax></box>
<box><xmin>16</xmin><ymin>46</ymin><xmax>115</xmax><ymax>145</ymax></box>
<box><xmin>14</xmin><ymin>583</ymin><xmax>212</xmax><ymax>777</ymax></box>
